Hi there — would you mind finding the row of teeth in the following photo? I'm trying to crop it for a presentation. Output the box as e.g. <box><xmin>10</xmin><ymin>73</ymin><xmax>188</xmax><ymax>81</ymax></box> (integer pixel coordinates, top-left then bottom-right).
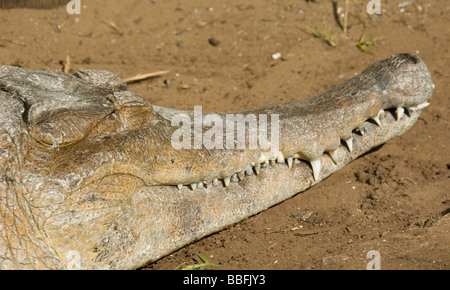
<box><xmin>176</xmin><ymin>102</ymin><xmax>430</xmax><ymax>191</ymax></box>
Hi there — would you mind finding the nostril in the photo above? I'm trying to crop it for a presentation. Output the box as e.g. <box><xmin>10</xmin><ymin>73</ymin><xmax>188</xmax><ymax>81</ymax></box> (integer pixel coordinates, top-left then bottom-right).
<box><xmin>387</xmin><ymin>53</ymin><xmax>422</xmax><ymax>69</ymax></box>
<box><xmin>398</xmin><ymin>53</ymin><xmax>420</xmax><ymax>64</ymax></box>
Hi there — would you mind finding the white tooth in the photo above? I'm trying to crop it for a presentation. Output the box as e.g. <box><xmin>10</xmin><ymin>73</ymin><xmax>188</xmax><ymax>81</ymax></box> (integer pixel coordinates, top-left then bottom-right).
<box><xmin>258</xmin><ymin>153</ymin><xmax>266</xmax><ymax>164</ymax></box>
<box><xmin>238</xmin><ymin>171</ymin><xmax>245</xmax><ymax>181</ymax></box>
<box><xmin>197</xmin><ymin>182</ymin><xmax>204</xmax><ymax>189</ymax></box>
<box><xmin>177</xmin><ymin>184</ymin><xmax>183</xmax><ymax>190</ymax></box>
<box><xmin>345</xmin><ymin>137</ymin><xmax>353</xmax><ymax>152</ymax></box>
<box><xmin>431</xmin><ymin>83</ymin><xmax>435</xmax><ymax>89</ymax></box>
<box><xmin>191</xmin><ymin>183</ymin><xmax>197</xmax><ymax>190</ymax></box>
<box><xmin>372</xmin><ymin>116</ymin><xmax>382</xmax><ymax>127</ymax></box>
<box><xmin>310</xmin><ymin>159</ymin><xmax>321</xmax><ymax>181</ymax></box>
<box><xmin>224</xmin><ymin>177</ymin><xmax>230</xmax><ymax>187</ymax></box>
<box><xmin>410</xmin><ymin>102</ymin><xmax>430</xmax><ymax>111</ymax></box>
<box><xmin>277</xmin><ymin>152</ymin><xmax>285</xmax><ymax>164</ymax></box>
<box><xmin>254</xmin><ymin>164</ymin><xmax>261</xmax><ymax>175</ymax></box>
<box><xmin>246</xmin><ymin>166</ymin><xmax>253</xmax><ymax>175</ymax></box>
<box><xmin>264</xmin><ymin>160</ymin><xmax>270</xmax><ymax>167</ymax></box>
<box><xmin>396</xmin><ymin>107</ymin><xmax>404</xmax><ymax>120</ymax></box>
<box><xmin>231</xmin><ymin>173</ymin><xmax>239</xmax><ymax>182</ymax></box>
<box><xmin>355</xmin><ymin>127</ymin><xmax>365</xmax><ymax>136</ymax></box>
<box><xmin>287</xmin><ymin>157</ymin><xmax>293</xmax><ymax>169</ymax></box>
<box><xmin>213</xmin><ymin>179</ymin><xmax>220</xmax><ymax>186</ymax></box>
<box><xmin>329</xmin><ymin>149</ymin><xmax>339</xmax><ymax>164</ymax></box>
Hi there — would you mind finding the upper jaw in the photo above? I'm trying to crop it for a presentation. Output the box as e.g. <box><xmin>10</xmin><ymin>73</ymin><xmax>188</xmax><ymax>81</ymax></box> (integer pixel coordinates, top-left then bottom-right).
<box><xmin>130</xmin><ymin>53</ymin><xmax>434</xmax><ymax>189</ymax></box>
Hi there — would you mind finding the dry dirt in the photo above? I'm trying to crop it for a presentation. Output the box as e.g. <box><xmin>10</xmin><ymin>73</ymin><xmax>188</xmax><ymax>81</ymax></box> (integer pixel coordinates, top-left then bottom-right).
<box><xmin>0</xmin><ymin>0</ymin><xmax>448</xmax><ymax>270</ymax></box>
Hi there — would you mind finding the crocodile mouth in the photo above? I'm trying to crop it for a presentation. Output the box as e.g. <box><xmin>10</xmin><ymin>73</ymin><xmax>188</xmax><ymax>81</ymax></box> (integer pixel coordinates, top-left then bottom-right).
<box><xmin>162</xmin><ymin>102</ymin><xmax>430</xmax><ymax>191</ymax></box>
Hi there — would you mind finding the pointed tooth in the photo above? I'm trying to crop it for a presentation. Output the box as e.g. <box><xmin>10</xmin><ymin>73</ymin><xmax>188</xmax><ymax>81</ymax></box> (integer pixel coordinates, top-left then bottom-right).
<box><xmin>238</xmin><ymin>171</ymin><xmax>245</xmax><ymax>181</ymax></box>
<box><xmin>254</xmin><ymin>164</ymin><xmax>261</xmax><ymax>175</ymax></box>
<box><xmin>231</xmin><ymin>173</ymin><xmax>239</xmax><ymax>182</ymax></box>
<box><xmin>223</xmin><ymin>177</ymin><xmax>230</xmax><ymax>187</ymax></box>
<box><xmin>190</xmin><ymin>183</ymin><xmax>197</xmax><ymax>190</ymax></box>
<box><xmin>277</xmin><ymin>152</ymin><xmax>285</xmax><ymax>164</ymax></box>
<box><xmin>261</xmin><ymin>160</ymin><xmax>271</xmax><ymax>168</ymax></box>
<box><xmin>310</xmin><ymin>159</ymin><xmax>321</xmax><ymax>181</ymax></box>
<box><xmin>245</xmin><ymin>166</ymin><xmax>253</xmax><ymax>176</ymax></box>
<box><xmin>213</xmin><ymin>178</ymin><xmax>220</xmax><ymax>186</ymax></box>
<box><xmin>258</xmin><ymin>153</ymin><xmax>266</xmax><ymax>164</ymax></box>
<box><xmin>344</xmin><ymin>137</ymin><xmax>353</xmax><ymax>152</ymax></box>
<box><xmin>396</xmin><ymin>107</ymin><xmax>404</xmax><ymax>120</ymax></box>
<box><xmin>177</xmin><ymin>184</ymin><xmax>183</xmax><ymax>190</ymax></box>
<box><xmin>329</xmin><ymin>149</ymin><xmax>339</xmax><ymax>164</ymax></box>
<box><xmin>372</xmin><ymin>116</ymin><xmax>382</xmax><ymax>127</ymax></box>
<box><xmin>410</xmin><ymin>102</ymin><xmax>430</xmax><ymax>111</ymax></box>
<box><xmin>287</xmin><ymin>157</ymin><xmax>293</xmax><ymax>169</ymax></box>
<box><xmin>419</xmin><ymin>102</ymin><xmax>430</xmax><ymax>110</ymax></box>
<box><xmin>197</xmin><ymin>182</ymin><xmax>204</xmax><ymax>189</ymax></box>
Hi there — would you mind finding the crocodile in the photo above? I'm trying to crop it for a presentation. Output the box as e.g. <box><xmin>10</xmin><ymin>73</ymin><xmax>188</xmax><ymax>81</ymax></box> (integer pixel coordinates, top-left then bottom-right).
<box><xmin>0</xmin><ymin>53</ymin><xmax>433</xmax><ymax>269</ymax></box>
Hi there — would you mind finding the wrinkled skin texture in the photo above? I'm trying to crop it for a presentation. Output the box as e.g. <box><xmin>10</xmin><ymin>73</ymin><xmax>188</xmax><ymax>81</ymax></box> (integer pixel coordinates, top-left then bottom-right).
<box><xmin>0</xmin><ymin>54</ymin><xmax>433</xmax><ymax>269</ymax></box>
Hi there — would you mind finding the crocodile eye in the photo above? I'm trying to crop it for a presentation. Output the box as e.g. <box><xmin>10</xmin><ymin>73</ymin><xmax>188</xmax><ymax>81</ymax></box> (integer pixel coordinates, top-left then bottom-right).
<box><xmin>0</xmin><ymin>66</ymin><xmax>115</xmax><ymax>148</ymax></box>
<box><xmin>26</xmin><ymin>101</ymin><xmax>114</xmax><ymax>148</ymax></box>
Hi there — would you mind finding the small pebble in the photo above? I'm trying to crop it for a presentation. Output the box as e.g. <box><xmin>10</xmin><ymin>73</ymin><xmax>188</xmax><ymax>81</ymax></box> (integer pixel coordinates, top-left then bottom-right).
<box><xmin>208</xmin><ymin>37</ymin><xmax>220</xmax><ymax>46</ymax></box>
<box><xmin>272</xmin><ymin>52</ymin><xmax>281</xmax><ymax>60</ymax></box>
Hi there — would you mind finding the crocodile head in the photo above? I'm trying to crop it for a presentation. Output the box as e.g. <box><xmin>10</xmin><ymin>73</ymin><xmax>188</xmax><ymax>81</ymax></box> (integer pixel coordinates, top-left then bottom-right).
<box><xmin>0</xmin><ymin>54</ymin><xmax>433</xmax><ymax>269</ymax></box>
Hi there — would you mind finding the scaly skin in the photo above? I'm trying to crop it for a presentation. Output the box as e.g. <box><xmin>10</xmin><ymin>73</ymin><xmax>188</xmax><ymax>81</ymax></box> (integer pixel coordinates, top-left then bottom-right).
<box><xmin>0</xmin><ymin>54</ymin><xmax>433</xmax><ymax>269</ymax></box>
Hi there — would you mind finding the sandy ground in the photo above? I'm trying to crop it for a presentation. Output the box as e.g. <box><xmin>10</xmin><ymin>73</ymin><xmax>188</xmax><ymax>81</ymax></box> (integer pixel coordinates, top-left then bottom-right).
<box><xmin>0</xmin><ymin>0</ymin><xmax>448</xmax><ymax>270</ymax></box>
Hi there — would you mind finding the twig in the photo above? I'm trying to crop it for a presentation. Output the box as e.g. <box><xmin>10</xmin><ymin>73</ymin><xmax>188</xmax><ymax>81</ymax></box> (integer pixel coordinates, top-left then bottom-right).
<box><xmin>343</xmin><ymin>0</ymin><xmax>349</xmax><ymax>36</ymax></box>
<box><xmin>123</xmin><ymin>71</ymin><xmax>169</xmax><ymax>84</ymax></box>
<box><xmin>400</xmin><ymin>177</ymin><xmax>417</xmax><ymax>185</ymax></box>
<box><xmin>1</xmin><ymin>37</ymin><xmax>25</xmax><ymax>46</ymax></box>
<box><xmin>63</xmin><ymin>54</ymin><xmax>71</xmax><ymax>74</ymax></box>
<box><xmin>102</xmin><ymin>19</ymin><xmax>120</xmax><ymax>31</ymax></box>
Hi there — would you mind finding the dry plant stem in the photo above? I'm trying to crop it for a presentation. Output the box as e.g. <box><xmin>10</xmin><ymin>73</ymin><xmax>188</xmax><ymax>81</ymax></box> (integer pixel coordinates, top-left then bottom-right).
<box><xmin>63</xmin><ymin>55</ymin><xmax>71</xmax><ymax>74</ymax></box>
<box><xmin>123</xmin><ymin>71</ymin><xmax>170</xmax><ymax>84</ymax></box>
<box><xmin>344</xmin><ymin>0</ymin><xmax>349</xmax><ymax>36</ymax></box>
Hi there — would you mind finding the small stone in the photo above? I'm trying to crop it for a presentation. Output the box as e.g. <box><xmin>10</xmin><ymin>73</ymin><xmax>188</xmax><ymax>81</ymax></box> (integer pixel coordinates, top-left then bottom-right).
<box><xmin>208</xmin><ymin>37</ymin><xmax>220</xmax><ymax>46</ymax></box>
<box><xmin>272</xmin><ymin>52</ymin><xmax>281</xmax><ymax>60</ymax></box>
